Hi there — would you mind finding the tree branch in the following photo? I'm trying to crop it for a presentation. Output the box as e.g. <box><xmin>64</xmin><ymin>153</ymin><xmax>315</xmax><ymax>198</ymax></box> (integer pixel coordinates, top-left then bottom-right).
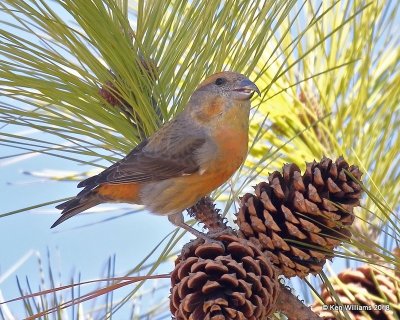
<box><xmin>274</xmin><ymin>283</ymin><xmax>322</xmax><ymax>320</ymax></box>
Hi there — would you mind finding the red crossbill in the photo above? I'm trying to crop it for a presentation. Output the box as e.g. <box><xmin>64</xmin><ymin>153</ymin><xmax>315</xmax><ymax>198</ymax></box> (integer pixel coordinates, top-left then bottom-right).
<box><xmin>52</xmin><ymin>71</ymin><xmax>260</xmax><ymax>238</ymax></box>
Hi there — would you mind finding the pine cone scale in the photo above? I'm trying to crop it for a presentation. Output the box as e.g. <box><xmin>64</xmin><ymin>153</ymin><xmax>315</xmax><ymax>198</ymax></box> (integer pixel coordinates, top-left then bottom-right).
<box><xmin>236</xmin><ymin>157</ymin><xmax>363</xmax><ymax>278</ymax></box>
<box><xmin>170</xmin><ymin>234</ymin><xmax>279</xmax><ymax>319</ymax></box>
<box><xmin>313</xmin><ymin>264</ymin><xmax>400</xmax><ymax>320</ymax></box>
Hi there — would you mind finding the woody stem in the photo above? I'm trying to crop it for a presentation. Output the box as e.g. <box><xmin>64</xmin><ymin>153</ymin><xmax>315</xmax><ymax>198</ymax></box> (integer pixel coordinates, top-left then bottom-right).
<box><xmin>274</xmin><ymin>284</ymin><xmax>322</xmax><ymax>320</ymax></box>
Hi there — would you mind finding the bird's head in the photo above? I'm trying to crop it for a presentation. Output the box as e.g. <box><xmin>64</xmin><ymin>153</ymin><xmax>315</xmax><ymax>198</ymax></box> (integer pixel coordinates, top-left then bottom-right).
<box><xmin>183</xmin><ymin>71</ymin><xmax>260</xmax><ymax>125</ymax></box>
<box><xmin>194</xmin><ymin>71</ymin><xmax>261</xmax><ymax>101</ymax></box>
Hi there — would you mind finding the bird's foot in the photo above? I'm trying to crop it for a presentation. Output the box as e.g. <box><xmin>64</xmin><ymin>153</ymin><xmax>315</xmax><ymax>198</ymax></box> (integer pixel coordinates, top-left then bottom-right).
<box><xmin>168</xmin><ymin>212</ymin><xmax>230</xmax><ymax>243</ymax></box>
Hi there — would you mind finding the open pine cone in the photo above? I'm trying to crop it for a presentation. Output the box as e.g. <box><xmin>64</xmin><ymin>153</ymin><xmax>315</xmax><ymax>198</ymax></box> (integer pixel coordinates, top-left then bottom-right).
<box><xmin>236</xmin><ymin>156</ymin><xmax>363</xmax><ymax>278</ymax></box>
<box><xmin>312</xmin><ymin>264</ymin><xmax>400</xmax><ymax>320</ymax></box>
<box><xmin>170</xmin><ymin>233</ymin><xmax>279</xmax><ymax>320</ymax></box>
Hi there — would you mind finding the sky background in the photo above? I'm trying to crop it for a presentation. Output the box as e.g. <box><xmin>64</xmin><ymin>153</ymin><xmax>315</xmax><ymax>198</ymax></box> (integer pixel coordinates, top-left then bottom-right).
<box><xmin>0</xmin><ymin>134</ymin><xmax>184</xmax><ymax>318</ymax></box>
<box><xmin>0</xmin><ymin>2</ymin><xmax>184</xmax><ymax>317</ymax></box>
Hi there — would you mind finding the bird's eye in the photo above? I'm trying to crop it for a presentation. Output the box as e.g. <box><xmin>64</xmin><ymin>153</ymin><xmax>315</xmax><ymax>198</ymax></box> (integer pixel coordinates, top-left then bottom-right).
<box><xmin>215</xmin><ymin>78</ymin><xmax>226</xmax><ymax>86</ymax></box>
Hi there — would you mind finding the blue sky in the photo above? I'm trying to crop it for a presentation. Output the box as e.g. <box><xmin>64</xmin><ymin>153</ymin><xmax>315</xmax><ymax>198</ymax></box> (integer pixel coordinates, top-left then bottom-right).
<box><xmin>1</xmin><ymin>135</ymin><xmax>186</xmax><ymax>317</ymax></box>
<box><xmin>0</xmin><ymin>3</ymin><xmax>195</xmax><ymax>317</ymax></box>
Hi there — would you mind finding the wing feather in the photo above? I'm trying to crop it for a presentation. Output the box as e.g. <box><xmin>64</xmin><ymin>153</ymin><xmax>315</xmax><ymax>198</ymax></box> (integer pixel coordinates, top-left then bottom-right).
<box><xmin>101</xmin><ymin>137</ymin><xmax>205</xmax><ymax>183</ymax></box>
<box><xmin>78</xmin><ymin>122</ymin><xmax>207</xmax><ymax>191</ymax></box>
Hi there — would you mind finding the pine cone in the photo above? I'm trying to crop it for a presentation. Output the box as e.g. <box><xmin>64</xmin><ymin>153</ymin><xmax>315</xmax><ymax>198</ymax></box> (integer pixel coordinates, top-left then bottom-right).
<box><xmin>99</xmin><ymin>56</ymin><xmax>158</xmax><ymax>106</ymax></box>
<box><xmin>187</xmin><ymin>197</ymin><xmax>227</xmax><ymax>233</ymax></box>
<box><xmin>98</xmin><ymin>56</ymin><xmax>159</xmax><ymax>140</ymax></box>
<box><xmin>236</xmin><ymin>156</ymin><xmax>363</xmax><ymax>278</ymax></box>
<box><xmin>312</xmin><ymin>264</ymin><xmax>400</xmax><ymax>320</ymax></box>
<box><xmin>298</xmin><ymin>87</ymin><xmax>325</xmax><ymax>142</ymax></box>
<box><xmin>170</xmin><ymin>233</ymin><xmax>279</xmax><ymax>320</ymax></box>
<box><xmin>99</xmin><ymin>79</ymin><xmax>127</xmax><ymax>107</ymax></box>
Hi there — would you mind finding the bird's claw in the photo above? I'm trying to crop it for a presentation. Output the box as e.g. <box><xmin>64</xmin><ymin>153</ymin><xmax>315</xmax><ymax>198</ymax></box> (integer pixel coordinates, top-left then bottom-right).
<box><xmin>168</xmin><ymin>212</ymin><xmax>232</xmax><ymax>244</ymax></box>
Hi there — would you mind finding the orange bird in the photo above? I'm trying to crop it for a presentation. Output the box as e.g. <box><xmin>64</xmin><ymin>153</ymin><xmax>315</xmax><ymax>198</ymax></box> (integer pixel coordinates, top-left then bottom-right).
<box><xmin>52</xmin><ymin>71</ymin><xmax>260</xmax><ymax>238</ymax></box>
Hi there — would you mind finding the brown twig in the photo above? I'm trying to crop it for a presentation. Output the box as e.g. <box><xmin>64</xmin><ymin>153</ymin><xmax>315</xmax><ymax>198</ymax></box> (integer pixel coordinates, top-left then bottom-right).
<box><xmin>186</xmin><ymin>196</ymin><xmax>227</xmax><ymax>233</ymax></box>
<box><xmin>274</xmin><ymin>283</ymin><xmax>322</xmax><ymax>320</ymax></box>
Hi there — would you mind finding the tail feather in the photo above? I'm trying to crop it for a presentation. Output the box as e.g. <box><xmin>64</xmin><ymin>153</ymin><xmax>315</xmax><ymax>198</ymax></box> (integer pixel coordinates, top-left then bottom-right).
<box><xmin>55</xmin><ymin>198</ymin><xmax>77</xmax><ymax>210</ymax></box>
<box><xmin>77</xmin><ymin>175</ymin><xmax>99</xmax><ymax>188</ymax></box>
<box><xmin>52</xmin><ymin>192</ymin><xmax>103</xmax><ymax>228</ymax></box>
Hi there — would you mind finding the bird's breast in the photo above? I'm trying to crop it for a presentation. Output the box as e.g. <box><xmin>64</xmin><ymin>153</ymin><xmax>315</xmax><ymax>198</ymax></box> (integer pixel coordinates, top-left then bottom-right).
<box><xmin>212</xmin><ymin>128</ymin><xmax>248</xmax><ymax>169</ymax></box>
<box><xmin>209</xmin><ymin>105</ymin><xmax>249</xmax><ymax>173</ymax></box>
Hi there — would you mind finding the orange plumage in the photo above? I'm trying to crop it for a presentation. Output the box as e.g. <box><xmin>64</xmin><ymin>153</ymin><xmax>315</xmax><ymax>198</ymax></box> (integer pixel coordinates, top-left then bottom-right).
<box><xmin>53</xmin><ymin>71</ymin><xmax>260</xmax><ymax>236</ymax></box>
<box><xmin>97</xmin><ymin>183</ymin><xmax>141</xmax><ymax>203</ymax></box>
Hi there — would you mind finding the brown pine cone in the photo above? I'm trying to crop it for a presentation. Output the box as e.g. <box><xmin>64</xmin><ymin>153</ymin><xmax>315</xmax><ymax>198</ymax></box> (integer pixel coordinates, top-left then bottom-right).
<box><xmin>99</xmin><ymin>79</ymin><xmax>126</xmax><ymax>107</ymax></box>
<box><xmin>98</xmin><ymin>56</ymin><xmax>160</xmax><ymax>140</ymax></box>
<box><xmin>312</xmin><ymin>264</ymin><xmax>400</xmax><ymax>320</ymax></box>
<box><xmin>236</xmin><ymin>156</ymin><xmax>363</xmax><ymax>278</ymax></box>
<box><xmin>170</xmin><ymin>233</ymin><xmax>279</xmax><ymax>320</ymax></box>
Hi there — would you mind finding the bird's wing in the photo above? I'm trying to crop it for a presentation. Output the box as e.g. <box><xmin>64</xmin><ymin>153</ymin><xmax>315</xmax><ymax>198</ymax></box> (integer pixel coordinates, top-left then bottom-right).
<box><xmin>78</xmin><ymin>128</ymin><xmax>207</xmax><ymax>189</ymax></box>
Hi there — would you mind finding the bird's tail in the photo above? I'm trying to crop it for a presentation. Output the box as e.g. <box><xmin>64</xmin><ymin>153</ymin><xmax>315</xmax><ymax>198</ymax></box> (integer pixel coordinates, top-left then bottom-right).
<box><xmin>52</xmin><ymin>191</ymin><xmax>104</xmax><ymax>228</ymax></box>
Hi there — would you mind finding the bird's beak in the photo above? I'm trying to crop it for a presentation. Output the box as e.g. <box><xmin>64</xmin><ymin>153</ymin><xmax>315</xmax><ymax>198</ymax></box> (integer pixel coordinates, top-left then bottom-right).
<box><xmin>233</xmin><ymin>78</ymin><xmax>261</xmax><ymax>98</ymax></box>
